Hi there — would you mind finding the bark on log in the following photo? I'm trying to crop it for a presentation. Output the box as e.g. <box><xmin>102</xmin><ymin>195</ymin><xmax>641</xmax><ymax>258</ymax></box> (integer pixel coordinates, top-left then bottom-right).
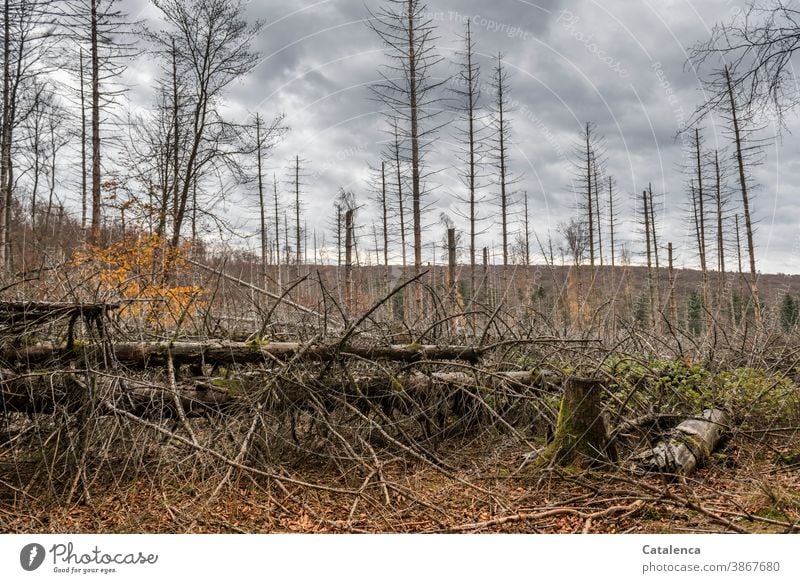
<box><xmin>0</xmin><ymin>368</ymin><xmax>559</xmax><ymax>419</ymax></box>
<box><xmin>0</xmin><ymin>341</ymin><xmax>482</xmax><ymax>368</ymax></box>
<box><xmin>635</xmin><ymin>408</ymin><xmax>730</xmax><ymax>476</ymax></box>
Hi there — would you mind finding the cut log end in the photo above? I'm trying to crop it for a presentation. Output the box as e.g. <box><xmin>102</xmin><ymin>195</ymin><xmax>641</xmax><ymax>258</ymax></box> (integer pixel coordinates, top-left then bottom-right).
<box><xmin>636</xmin><ymin>408</ymin><xmax>730</xmax><ymax>476</ymax></box>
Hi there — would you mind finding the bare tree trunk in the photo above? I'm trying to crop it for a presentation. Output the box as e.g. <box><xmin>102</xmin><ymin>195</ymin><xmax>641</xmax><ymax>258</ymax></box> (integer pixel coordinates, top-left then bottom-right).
<box><xmin>608</xmin><ymin>177</ymin><xmax>616</xmax><ymax>267</ymax></box>
<box><xmin>586</xmin><ymin>125</ymin><xmax>595</xmax><ymax>268</ymax></box>
<box><xmin>90</xmin><ymin>0</ymin><xmax>102</xmax><ymax>245</ymax></box>
<box><xmin>273</xmin><ymin>174</ymin><xmax>281</xmax><ymax>291</ymax></box>
<box><xmin>465</xmin><ymin>22</ymin><xmax>478</xmax><ymax>301</ymax></box>
<box><xmin>482</xmin><ymin>246</ymin><xmax>489</xmax><ymax>305</ymax></box>
<box><xmin>381</xmin><ymin>161</ymin><xmax>389</xmax><ymax>299</ymax></box>
<box><xmin>171</xmin><ymin>37</ymin><xmax>180</xmax><ymax>243</ymax></box>
<box><xmin>447</xmin><ymin>227</ymin><xmax>456</xmax><ymax>291</ymax></box>
<box><xmin>693</xmin><ymin>130</ymin><xmax>710</xmax><ymax>331</ymax></box>
<box><xmin>345</xmin><ymin>209</ymin><xmax>354</xmax><ymax>315</ymax></box>
<box><xmin>392</xmin><ymin>120</ymin><xmax>407</xmax><ymax>272</ymax></box>
<box><xmin>725</xmin><ymin>66</ymin><xmax>761</xmax><ymax>327</ymax></box>
<box><xmin>0</xmin><ymin>0</ymin><xmax>11</xmax><ymax>267</ymax></box>
<box><xmin>498</xmin><ymin>63</ymin><xmax>509</xmax><ymax>268</ymax></box>
<box><xmin>255</xmin><ymin>114</ymin><xmax>267</xmax><ymax>284</ymax></box>
<box><xmin>690</xmin><ymin>180</ymin><xmax>706</xmax><ymax>330</ymax></box>
<box><xmin>714</xmin><ymin>150</ymin><xmax>726</xmax><ymax>321</ymax></box>
<box><xmin>407</xmin><ymin>0</ymin><xmax>422</xmax><ymax>314</ymax></box>
<box><xmin>80</xmin><ymin>49</ymin><xmax>88</xmax><ymax>236</ymax></box>
<box><xmin>668</xmin><ymin>242</ymin><xmax>678</xmax><ymax>326</ymax></box>
<box><xmin>648</xmin><ymin>184</ymin><xmax>661</xmax><ymax>331</ymax></box>
<box><xmin>594</xmin><ymin>164</ymin><xmax>602</xmax><ymax>266</ymax></box>
<box><xmin>523</xmin><ymin>191</ymin><xmax>530</xmax><ymax>266</ymax></box>
<box><xmin>643</xmin><ymin>190</ymin><xmax>655</xmax><ymax>328</ymax></box>
<box><xmin>295</xmin><ymin>155</ymin><xmax>302</xmax><ymax>269</ymax></box>
<box><xmin>637</xmin><ymin>409</ymin><xmax>729</xmax><ymax>476</ymax></box>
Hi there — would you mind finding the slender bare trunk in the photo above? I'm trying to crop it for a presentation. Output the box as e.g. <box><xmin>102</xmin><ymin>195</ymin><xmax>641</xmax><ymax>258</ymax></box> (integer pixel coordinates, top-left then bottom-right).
<box><xmin>725</xmin><ymin>66</ymin><xmax>761</xmax><ymax>326</ymax></box>
<box><xmin>668</xmin><ymin>242</ymin><xmax>677</xmax><ymax>325</ymax></box>
<box><xmin>643</xmin><ymin>190</ymin><xmax>655</xmax><ymax>327</ymax></box>
<box><xmin>713</xmin><ymin>150</ymin><xmax>726</xmax><ymax>320</ymax></box>
<box><xmin>295</xmin><ymin>155</ymin><xmax>301</xmax><ymax>268</ymax></box>
<box><xmin>345</xmin><ymin>209</ymin><xmax>354</xmax><ymax>315</ymax></box>
<box><xmin>381</xmin><ymin>161</ymin><xmax>389</xmax><ymax>297</ymax></box>
<box><xmin>80</xmin><ymin>49</ymin><xmax>88</xmax><ymax>236</ymax></box>
<box><xmin>90</xmin><ymin>0</ymin><xmax>102</xmax><ymax>245</ymax></box>
<box><xmin>256</xmin><ymin>114</ymin><xmax>266</xmax><ymax>282</ymax></box>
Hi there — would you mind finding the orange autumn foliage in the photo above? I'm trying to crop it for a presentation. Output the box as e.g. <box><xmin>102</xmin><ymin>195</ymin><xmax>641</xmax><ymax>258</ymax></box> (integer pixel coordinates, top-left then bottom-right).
<box><xmin>71</xmin><ymin>234</ymin><xmax>204</xmax><ymax>324</ymax></box>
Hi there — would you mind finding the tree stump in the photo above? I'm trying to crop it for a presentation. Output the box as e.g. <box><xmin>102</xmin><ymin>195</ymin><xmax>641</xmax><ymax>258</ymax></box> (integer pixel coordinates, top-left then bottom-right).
<box><xmin>534</xmin><ymin>377</ymin><xmax>614</xmax><ymax>467</ymax></box>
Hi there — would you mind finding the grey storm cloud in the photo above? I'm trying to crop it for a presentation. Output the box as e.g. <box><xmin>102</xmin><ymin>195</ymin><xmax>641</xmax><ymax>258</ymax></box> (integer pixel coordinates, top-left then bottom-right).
<box><xmin>122</xmin><ymin>0</ymin><xmax>800</xmax><ymax>273</ymax></box>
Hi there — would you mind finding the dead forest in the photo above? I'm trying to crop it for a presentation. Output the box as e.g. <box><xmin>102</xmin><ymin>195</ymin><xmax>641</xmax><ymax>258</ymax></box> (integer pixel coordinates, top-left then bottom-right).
<box><xmin>1</xmin><ymin>0</ymin><xmax>799</xmax><ymax>534</ymax></box>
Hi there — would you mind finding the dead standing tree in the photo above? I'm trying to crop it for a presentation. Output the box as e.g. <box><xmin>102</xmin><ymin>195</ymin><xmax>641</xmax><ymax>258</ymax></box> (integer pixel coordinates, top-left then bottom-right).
<box><xmin>451</xmin><ymin>20</ymin><xmax>487</xmax><ymax>308</ymax></box>
<box><xmin>61</xmin><ymin>0</ymin><xmax>135</xmax><ymax>247</ymax></box>
<box><xmin>369</xmin><ymin>0</ymin><xmax>446</xmax><ymax>315</ymax></box>
<box><xmin>687</xmin><ymin>4</ymin><xmax>795</xmax><ymax>328</ymax></box>
<box><xmin>489</xmin><ymin>54</ymin><xmax>518</xmax><ymax>279</ymax></box>
<box><xmin>241</xmin><ymin>112</ymin><xmax>286</xmax><ymax>285</ymax></box>
<box><xmin>568</xmin><ymin>123</ymin><xmax>605</xmax><ymax>318</ymax></box>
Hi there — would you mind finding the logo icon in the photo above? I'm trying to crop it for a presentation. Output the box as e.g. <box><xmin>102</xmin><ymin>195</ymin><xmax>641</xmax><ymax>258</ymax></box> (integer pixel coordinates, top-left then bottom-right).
<box><xmin>20</xmin><ymin>543</ymin><xmax>46</xmax><ymax>571</ymax></box>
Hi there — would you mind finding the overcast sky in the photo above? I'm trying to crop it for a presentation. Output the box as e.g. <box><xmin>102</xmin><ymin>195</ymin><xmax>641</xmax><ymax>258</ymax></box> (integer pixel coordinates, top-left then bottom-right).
<box><xmin>122</xmin><ymin>0</ymin><xmax>800</xmax><ymax>274</ymax></box>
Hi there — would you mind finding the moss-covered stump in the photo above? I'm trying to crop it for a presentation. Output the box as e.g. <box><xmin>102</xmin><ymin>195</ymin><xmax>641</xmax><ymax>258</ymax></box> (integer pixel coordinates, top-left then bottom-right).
<box><xmin>534</xmin><ymin>377</ymin><xmax>615</xmax><ymax>468</ymax></box>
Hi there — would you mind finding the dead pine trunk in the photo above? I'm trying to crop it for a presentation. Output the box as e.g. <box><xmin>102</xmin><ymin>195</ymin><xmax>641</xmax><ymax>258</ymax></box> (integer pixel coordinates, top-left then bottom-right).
<box><xmin>533</xmin><ymin>377</ymin><xmax>614</xmax><ymax>468</ymax></box>
<box><xmin>667</xmin><ymin>242</ymin><xmax>678</xmax><ymax>326</ymax></box>
<box><xmin>482</xmin><ymin>246</ymin><xmax>490</xmax><ymax>307</ymax></box>
<box><xmin>90</xmin><ymin>0</ymin><xmax>102</xmax><ymax>245</ymax></box>
<box><xmin>725</xmin><ymin>67</ymin><xmax>761</xmax><ymax>327</ymax></box>
<box><xmin>344</xmin><ymin>209</ymin><xmax>354</xmax><ymax>315</ymax></box>
<box><xmin>643</xmin><ymin>190</ymin><xmax>655</xmax><ymax>329</ymax></box>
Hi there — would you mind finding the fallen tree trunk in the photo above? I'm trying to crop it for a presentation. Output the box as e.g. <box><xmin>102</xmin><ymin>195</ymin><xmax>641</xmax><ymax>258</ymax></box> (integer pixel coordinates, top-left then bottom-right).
<box><xmin>635</xmin><ymin>408</ymin><xmax>730</xmax><ymax>476</ymax></box>
<box><xmin>0</xmin><ymin>340</ymin><xmax>483</xmax><ymax>368</ymax></box>
<box><xmin>0</xmin><ymin>368</ymin><xmax>559</xmax><ymax>419</ymax></box>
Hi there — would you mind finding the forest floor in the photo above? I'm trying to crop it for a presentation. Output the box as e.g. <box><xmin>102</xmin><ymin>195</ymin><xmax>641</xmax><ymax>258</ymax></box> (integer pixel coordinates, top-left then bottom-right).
<box><xmin>4</xmin><ymin>432</ymin><xmax>798</xmax><ymax>534</ymax></box>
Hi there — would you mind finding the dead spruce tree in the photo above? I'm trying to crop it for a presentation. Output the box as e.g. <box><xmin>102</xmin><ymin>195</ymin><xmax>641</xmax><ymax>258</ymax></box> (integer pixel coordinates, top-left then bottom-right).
<box><xmin>688</xmin><ymin>6</ymin><xmax>790</xmax><ymax>327</ymax></box>
<box><xmin>570</xmin><ymin>123</ymin><xmax>606</xmax><ymax>270</ymax></box>
<box><xmin>240</xmin><ymin>112</ymin><xmax>286</xmax><ymax>282</ymax></box>
<box><xmin>451</xmin><ymin>20</ymin><xmax>488</xmax><ymax>305</ymax></box>
<box><xmin>489</xmin><ymin>53</ymin><xmax>518</xmax><ymax>270</ymax></box>
<box><xmin>61</xmin><ymin>0</ymin><xmax>135</xmax><ymax>246</ymax></box>
<box><xmin>369</xmin><ymin>0</ymin><xmax>446</xmax><ymax>313</ymax></box>
<box><xmin>286</xmin><ymin>154</ymin><xmax>308</xmax><ymax>276</ymax></box>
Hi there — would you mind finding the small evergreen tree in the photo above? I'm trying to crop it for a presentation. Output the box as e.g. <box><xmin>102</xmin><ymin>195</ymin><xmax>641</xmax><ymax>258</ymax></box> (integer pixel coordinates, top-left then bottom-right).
<box><xmin>687</xmin><ymin>290</ymin><xmax>704</xmax><ymax>335</ymax></box>
<box><xmin>780</xmin><ymin>293</ymin><xmax>799</xmax><ymax>331</ymax></box>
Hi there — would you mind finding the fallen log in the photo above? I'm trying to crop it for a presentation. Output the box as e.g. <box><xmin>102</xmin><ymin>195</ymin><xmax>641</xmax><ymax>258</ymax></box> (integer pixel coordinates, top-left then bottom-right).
<box><xmin>0</xmin><ymin>368</ymin><xmax>559</xmax><ymax>419</ymax></box>
<box><xmin>0</xmin><ymin>340</ymin><xmax>483</xmax><ymax>368</ymax></box>
<box><xmin>635</xmin><ymin>408</ymin><xmax>730</xmax><ymax>476</ymax></box>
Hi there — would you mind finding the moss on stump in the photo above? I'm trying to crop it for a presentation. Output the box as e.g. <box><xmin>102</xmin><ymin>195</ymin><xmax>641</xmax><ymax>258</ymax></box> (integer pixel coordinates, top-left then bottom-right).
<box><xmin>535</xmin><ymin>377</ymin><xmax>615</xmax><ymax>468</ymax></box>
